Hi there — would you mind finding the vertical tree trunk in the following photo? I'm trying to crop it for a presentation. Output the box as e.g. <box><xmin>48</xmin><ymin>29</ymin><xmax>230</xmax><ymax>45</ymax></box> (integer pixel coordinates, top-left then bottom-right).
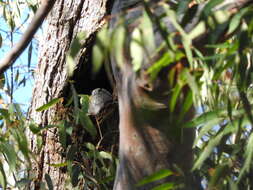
<box><xmin>110</xmin><ymin>0</ymin><xmax>196</xmax><ymax>189</ymax></box>
<box><xmin>28</xmin><ymin>0</ymin><xmax>108</xmax><ymax>189</ymax></box>
<box><xmin>28</xmin><ymin>0</ymin><xmax>197</xmax><ymax>189</ymax></box>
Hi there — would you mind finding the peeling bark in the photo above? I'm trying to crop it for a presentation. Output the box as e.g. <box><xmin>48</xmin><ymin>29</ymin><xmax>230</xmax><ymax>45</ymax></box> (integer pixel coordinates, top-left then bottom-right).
<box><xmin>28</xmin><ymin>0</ymin><xmax>108</xmax><ymax>189</ymax></box>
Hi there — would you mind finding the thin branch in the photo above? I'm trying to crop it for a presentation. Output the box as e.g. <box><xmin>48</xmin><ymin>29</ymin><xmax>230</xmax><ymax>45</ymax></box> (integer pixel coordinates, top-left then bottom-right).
<box><xmin>0</xmin><ymin>0</ymin><xmax>56</xmax><ymax>75</ymax></box>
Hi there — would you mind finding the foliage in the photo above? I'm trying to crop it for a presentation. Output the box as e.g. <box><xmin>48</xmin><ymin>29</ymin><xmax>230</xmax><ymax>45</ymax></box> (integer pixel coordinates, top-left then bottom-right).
<box><xmin>1</xmin><ymin>0</ymin><xmax>253</xmax><ymax>189</ymax></box>
<box><xmin>0</xmin><ymin>92</ymin><xmax>117</xmax><ymax>189</ymax></box>
<box><xmin>0</xmin><ymin>0</ymin><xmax>39</xmax><ymax>107</ymax></box>
<box><xmin>93</xmin><ymin>0</ymin><xmax>253</xmax><ymax>189</ymax></box>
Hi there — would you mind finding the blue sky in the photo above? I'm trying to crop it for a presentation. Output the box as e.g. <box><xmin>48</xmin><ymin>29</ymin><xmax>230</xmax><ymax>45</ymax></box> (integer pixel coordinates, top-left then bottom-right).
<box><xmin>0</xmin><ymin>5</ymin><xmax>39</xmax><ymax>112</ymax></box>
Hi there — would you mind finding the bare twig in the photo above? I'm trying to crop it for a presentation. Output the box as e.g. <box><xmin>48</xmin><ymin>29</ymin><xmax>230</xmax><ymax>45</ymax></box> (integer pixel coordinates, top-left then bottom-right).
<box><xmin>0</xmin><ymin>0</ymin><xmax>56</xmax><ymax>75</ymax></box>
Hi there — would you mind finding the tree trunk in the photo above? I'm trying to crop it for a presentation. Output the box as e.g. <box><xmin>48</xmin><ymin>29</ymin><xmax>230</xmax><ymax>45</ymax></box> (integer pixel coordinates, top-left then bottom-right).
<box><xmin>110</xmin><ymin>1</ymin><xmax>195</xmax><ymax>189</ymax></box>
<box><xmin>27</xmin><ymin>0</ymin><xmax>253</xmax><ymax>189</ymax></box>
<box><xmin>28</xmin><ymin>0</ymin><xmax>196</xmax><ymax>189</ymax></box>
<box><xmin>28</xmin><ymin>0</ymin><xmax>109</xmax><ymax>189</ymax></box>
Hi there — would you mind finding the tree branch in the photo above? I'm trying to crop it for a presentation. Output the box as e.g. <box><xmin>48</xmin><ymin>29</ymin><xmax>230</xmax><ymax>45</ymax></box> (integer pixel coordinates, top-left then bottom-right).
<box><xmin>0</xmin><ymin>0</ymin><xmax>56</xmax><ymax>75</ymax></box>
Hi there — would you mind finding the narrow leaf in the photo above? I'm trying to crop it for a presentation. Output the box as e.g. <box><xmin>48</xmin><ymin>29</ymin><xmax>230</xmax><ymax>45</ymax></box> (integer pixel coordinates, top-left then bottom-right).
<box><xmin>130</xmin><ymin>28</ymin><xmax>143</xmax><ymax>71</ymax></box>
<box><xmin>92</xmin><ymin>45</ymin><xmax>104</xmax><ymax>74</ymax></box>
<box><xmin>28</xmin><ymin>42</ymin><xmax>33</xmax><ymax>68</ymax></box>
<box><xmin>111</xmin><ymin>24</ymin><xmax>126</xmax><ymax>68</ymax></box>
<box><xmin>0</xmin><ymin>162</ymin><xmax>6</xmax><ymax>189</ymax></box>
<box><xmin>185</xmin><ymin>110</ymin><xmax>224</xmax><ymax>128</ymax></box>
<box><xmin>227</xmin><ymin>7</ymin><xmax>250</xmax><ymax>35</ymax></box>
<box><xmin>238</xmin><ymin>132</ymin><xmax>253</xmax><ymax>181</ymax></box>
<box><xmin>152</xmin><ymin>182</ymin><xmax>175</xmax><ymax>190</ymax></box>
<box><xmin>36</xmin><ymin>98</ymin><xmax>63</xmax><ymax>112</ymax></box>
<box><xmin>1</xmin><ymin>142</ymin><xmax>17</xmax><ymax>172</ymax></box>
<box><xmin>193</xmin><ymin>133</ymin><xmax>223</xmax><ymax>170</ymax></box>
<box><xmin>71</xmin><ymin>165</ymin><xmax>81</xmax><ymax>187</ymax></box>
<box><xmin>136</xmin><ymin>169</ymin><xmax>173</xmax><ymax>187</ymax></box>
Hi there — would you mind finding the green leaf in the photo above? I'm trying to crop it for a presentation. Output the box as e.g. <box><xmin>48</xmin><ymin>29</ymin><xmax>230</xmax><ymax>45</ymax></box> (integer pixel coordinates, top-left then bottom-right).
<box><xmin>0</xmin><ymin>74</ymin><xmax>5</xmax><ymax>89</ymax></box>
<box><xmin>15</xmin><ymin>70</ymin><xmax>19</xmax><ymax>82</ymax></box>
<box><xmin>193</xmin><ymin>132</ymin><xmax>223</xmax><ymax>170</ymax></box>
<box><xmin>193</xmin><ymin>117</ymin><xmax>223</xmax><ymax>147</ymax></box>
<box><xmin>140</xmin><ymin>11</ymin><xmax>155</xmax><ymax>53</ymax></box>
<box><xmin>227</xmin><ymin>7</ymin><xmax>250</xmax><ymax>35</ymax></box>
<box><xmin>37</xmin><ymin>135</ymin><xmax>43</xmax><ymax>153</ymax></box>
<box><xmin>181</xmin><ymin>69</ymin><xmax>199</xmax><ymax>100</ymax></box>
<box><xmin>36</xmin><ymin>98</ymin><xmax>63</xmax><ymax>112</ymax></box>
<box><xmin>49</xmin><ymin>162</ymin><xmax>67</xmax><ymax>168</ymax></box>
<box><xmin>71</xmin><ymin>165</ymin><xmax>81</xmax><ymax>187</ymax></box>
<box><xmin>99</xmin><ymin>151</ymin><xmax>113</xmax><ymax>160</ymax></box>
<box><xmin>11</xmin><ymin>128</ymin><xmax>30</xmax><ymax>161</ymax></box>
<box><xmin>213</xmin><ymin>10</ymin><xmax>230</xmax><ymax>24</ymax></box>
<box><xmin>238</xmin><ymin>132</ymin><xmax>253</xmax><ymax>181</ymax></box>
<box><xmin>164</xmin><ymin>5</ymin><xmax>193</xmax><ymax>66</ymax></box>
<box><xmin>111</xmin><ymin>24</ymin><xmax>126</xmax><ymax>68</ymax></box>
<box><xmin>66</xmin><ymin>145</ymin><xmax>77</xmax><ymax>161</ymax></box>
<box><xmin>85</xmin><ymin>143</ymin><xmax>95</xmax><ymax>151</ymax></box>
<box><xmin>208</xmin><ymin>164</ymin><xmax>229</xmax><ymax>188</ymax></box>
<box><xmin>66</xmin><ymin>32</ymin><xmax>86</xmax><ymax>77</ymax></box>
<box><xmin>201</xmin><ymin>0</ymin><xmax>223</xmax><ymax>18</ymax></box>
<box><xmin>29</xmin><ymin>123</ymin><xmax>41</xmax><ymax>134</ymax></box>
<box><xmin>185</xmin><ymin>110</ymin><xmax>224</xmax><ymax>128</ymax></box>
<box><xmin>79</xmin><ymin>95</ymin><xmax>90</xmax><ymax>113</ymax></box>
<box><xmin>176</xmin><ymin>0</ymin><xmax>191</xmax><ymax>16</ymax></box>
<box><xmin>136</xmin><ymin>169</ymin><xmax>173</xmax><ymax>187</ymax></box>
<box><xmin>179</xmin><ymin>90</ymin><xmax>193</xmax><ymax>120</ymax></box>
<box><xmin>79</xmin><ymin>110</ymin><xmax>97</xmax><ymax>138</ymax></box>
<box><xmin>45</xmin><ymin>174</ymin><xmax>54</xmax><ymax>190</ymax></box>
<box><xmin>170</xmin><ymin>83</ymin><xmax>183</xmax><ymax>113</ymax></box>
<box><xmin>193</xmin><ymin>123</ymin><xmax>237</xmax><ymax>170</ymax></box>
<box><xmin>0</xmin><ymin>108</ymin><xmax>10</xmax><ymax>122</ymax></box>
<box><xmin>97</xmin><ymin>25</ymin><xmax>109</xmax><ymax>48</ymax></box>
<box><xmin>228</xmin><ymin>178</ymin><xmax>238</xmax><ymax>190</ymax></box>
<box><xmin>92</xmin><ymin>44</ymin><xmax>104</xmax><ymax>74</ymax></box>
<box><xmin>1</xmin><ymin>142</ymin><xmax>17</xmax><ymax>172</ymax></box>
<box><xmin>66</xmin><ymin>54</ymin><xmax>76</xmax><ymax>77</ymax></box>
<box><xmin>151</xmin><ymin>182</ymin><xmax>175</xmax><ymax>190</ymax></box>
<box><xmin>28</xmin><ymin>42</ymin><xmax>33</xmax><ymax>68</ymax></box>
<box><xmin>0</xmin><ymin>162</ymin><xmax>6</xmax><ymax>190</ymax></box>
<box><xmin>148</xmin><ymin>51</ymin><xmax>179</xmax><ymax>80</ymax></box>
<box><xmin>130</xmin><ymin>28</ymin><xmax>143</xmax><ymax>71</ymax></box>
<box><xmin>188</xmin><ymin>21</ymin><xmax>206</xmax><ymax>40</ymax></box>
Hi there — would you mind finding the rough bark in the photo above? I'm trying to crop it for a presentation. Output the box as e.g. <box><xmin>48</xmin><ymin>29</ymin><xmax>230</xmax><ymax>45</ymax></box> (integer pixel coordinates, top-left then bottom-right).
<box><xmin>27</xmin><ymin>0</ymin><xmax>253</xmax><ymax>189</ymax></box>
<box><xmin>28</xmin><ymin>0</ymin><xmax>108</xmax><ymax>189</ymax></box>
<box><xmin>109</xmin><ymin>0</ymin><xmax>253</xmax><ymax>189</ymax></box>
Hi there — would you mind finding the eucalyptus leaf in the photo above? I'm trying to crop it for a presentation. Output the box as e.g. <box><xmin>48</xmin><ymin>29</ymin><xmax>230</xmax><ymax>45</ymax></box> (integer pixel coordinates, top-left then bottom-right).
<box><xmin>111</xmin><ymin>24</ymin><xmax>126</xmax><ymax>68</ymax></box>
<box><xmin>151</xmin><ymin>182</ymin><xmax>175</xmax><ymax>190</ymax></box>
<box><xmin>1</xmin><ymin>142</ymin><xmax>17</xmax><ymax>172</ymax></box>
<box><xmin>227</xmin><ymin>7</ymin><xmax>250</xmax><ymax>35</ymax></box>
<box><xmin>136</xmin><ymin>169</ymin><xmax>173</xmax><ymax>187</ymax></box>
<box><xmin>130</xmin><ymin>28</ymin><xmax>143</xmax><ymax>71</ymax></box>
<box><xmin>193</xmin><ymin>132</ymin><xmax>223</xmax><ymax>170</ymax></box>
<box><xmin>0</xmin><ymin>162</ymin><xmax>6</xmax><ymax>189</ymax></box>
<box><xmin>36</xmin><ymin>98</ymin><xmax>63</xmax><ymax>112</ymax></box>
<box><xmin>92</xmin><ymin>44</ymin><xmax>104</xmax><ymax>74</ymax></box>
<box><xmin>71</xmin><ymin>165</ymin><xmax>81</xmax><ymax>187</ymax></box>
<box><xmin>238</xmin><ymin>132</ymin><xmax>253</xmax><ymax>181</ymax></box>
